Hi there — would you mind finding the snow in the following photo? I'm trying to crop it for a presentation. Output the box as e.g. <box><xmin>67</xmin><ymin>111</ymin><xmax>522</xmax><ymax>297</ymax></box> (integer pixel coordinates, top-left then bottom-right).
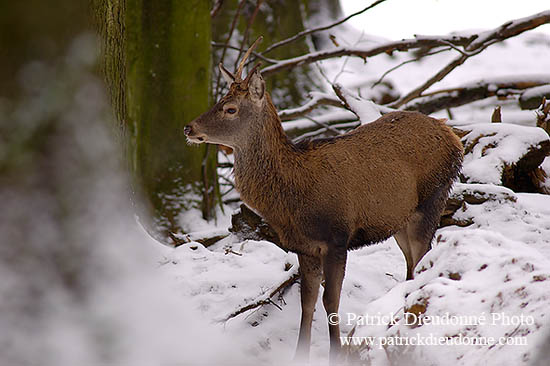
<box><xmin>458</xmin><ymin>122</ymin><xmax>550</xmax><ymax>184</ymax></box>
<box><xmin>156</xmin><ymin>28</ymin><xmax>550</xmax><ymax>365</ymax></box>
<box><xmin>334</xmin><ymin>83</ymin><xmax>381</xmax><ymax>124</ymax></box>
<box><xmin>7</xmin><ymin>15</ymin><xmax>550</xmax><ymax>366</ymax></box>
<box><xmin>521</xmin><ymin>84</ymin><xmax>550</xmax><ymax>101</ymax></box>
<box><xmin>353</xmin><ymin>192</ymin><xmax>550</xmax><ymax>366</ymax></box>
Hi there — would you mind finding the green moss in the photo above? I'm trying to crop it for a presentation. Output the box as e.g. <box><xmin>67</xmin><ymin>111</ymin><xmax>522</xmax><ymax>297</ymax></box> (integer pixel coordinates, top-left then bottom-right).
<box><xmin>125</xmin><ymin>0</ymin><xmax>218</xmax><ymax>239</ymax></box>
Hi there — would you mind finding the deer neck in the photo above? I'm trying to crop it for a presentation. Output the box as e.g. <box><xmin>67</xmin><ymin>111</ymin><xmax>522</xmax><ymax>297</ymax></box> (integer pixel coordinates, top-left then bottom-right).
<box><xmin>232</xmin><ymin>99</ymin><xmax>299</xmax><ymax>210</ymax></box>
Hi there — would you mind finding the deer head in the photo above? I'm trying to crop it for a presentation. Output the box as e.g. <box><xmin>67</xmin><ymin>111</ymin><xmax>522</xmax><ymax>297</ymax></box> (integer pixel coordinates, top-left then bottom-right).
<box><xmin>184</xmin><ymin>37</ymin><xmax>266</xmax><ymax>149</ymax></box>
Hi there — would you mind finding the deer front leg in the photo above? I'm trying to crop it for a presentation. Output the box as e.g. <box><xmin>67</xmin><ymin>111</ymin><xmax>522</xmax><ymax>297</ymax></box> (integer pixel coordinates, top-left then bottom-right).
<box><xmin>322</xmin><ymin>250</ymin><xmax>347</xmax><ymax>364</ymax></box>
<box><xmin>294</xmin><ymin>254</ymin><xmax>322</xmax><ymax>362</ymax></box>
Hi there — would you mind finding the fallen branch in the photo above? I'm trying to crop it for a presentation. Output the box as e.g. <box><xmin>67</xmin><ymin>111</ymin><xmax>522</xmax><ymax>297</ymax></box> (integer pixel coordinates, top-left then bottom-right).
<box><xmin>404</xmin><ymin>76</ymin><xmax>550</xmax><ymax>114</ymax></box>
<box><xmin>168</xmin><ymin>230</ymin><xmax>229</xmax><ymax>248</ymax></box>
<box><xmin>220</xmin><ymin>270</ymin><xmax>300</xmax><ymax>322</ymax></box>
<box><xmin>536</xmin><ymin>97</ymin><xmax>550</xmax><ymax>134</ymax></box>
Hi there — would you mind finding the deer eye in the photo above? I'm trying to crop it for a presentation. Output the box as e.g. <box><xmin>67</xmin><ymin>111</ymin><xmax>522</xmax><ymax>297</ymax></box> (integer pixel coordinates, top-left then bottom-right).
<box><xmin>226</xmin><ymin>107</ymin><xmax>237</xmax><ymax>114</ymax></box>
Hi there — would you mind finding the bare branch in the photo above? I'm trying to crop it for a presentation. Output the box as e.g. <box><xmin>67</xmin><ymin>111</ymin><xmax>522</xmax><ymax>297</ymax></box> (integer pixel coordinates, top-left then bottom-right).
<box><xmin>168</xmin><ymin>230</ymin><xmax>229</xmax><ymax>248</ymax></box>
<box><xmin>220</xmin><ymin>270</ymin><xmax>300</xmax><ymax>322</ymax></box>
<box><xmin>373</xmin><ymin>47</ymin><xmax>452</xmax><ymax>87</ymax></box>
<box><xmin>278</xmin><ymin>92</ymin><xmax>343</xmax><ymax>121</ymax></box>
<box><xmin>260</xmin><ymin>34</ymin><xmax>475</xmax><ymax>76</ymax></box>
<box><xmin>212</xmin><ymin>42</ymin><xmax>277</xmax><ymax>63</ymax></box>
<box><xmin>391</xmin><ymin>53</ymin><xmax>469</xmax><ymax>108</ymax></box>
<box><xmin>210</xmin><ymin>0</ymin><xmax>225</xmax><ymax>18</ymax></box>
<box><xmin>304</xmin><ymin>116</ymin><xmax>344</xmax><ymax>136</ymax></box>
<box><xmin>332</xmin><ymin>83</ymin><xmax>358</xmax><ymax>118</ymax></box>
<box><xmin>261</xmin><ymin>0</ymin><xmax>389</xmax><ymax>56</ymax></box>
<box><xmin>233</xmin><ymin>0</ymin><xmax>264</xmax><ymax>71</ymax></box>
<box><xmin>261</xmin><ymin>10</ymin><xmax>550</xmax><ymax>78</ymax></box>
<box><xmin>390</xmin><ymin>11</ymin><xmax>550</xmax><ymax>108</ymax></box>
<box><xmin>214</xmin><ymin>0</ymin><xmax>247</xmax><ymax>99</ymax></box>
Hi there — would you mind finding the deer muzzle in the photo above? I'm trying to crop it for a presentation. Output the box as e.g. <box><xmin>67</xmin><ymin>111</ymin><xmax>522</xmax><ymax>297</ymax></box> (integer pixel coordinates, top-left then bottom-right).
<box><xmin>183</xmin><ymin>123</ymin><xmax>207</xmax><ymax>144</ymax></box>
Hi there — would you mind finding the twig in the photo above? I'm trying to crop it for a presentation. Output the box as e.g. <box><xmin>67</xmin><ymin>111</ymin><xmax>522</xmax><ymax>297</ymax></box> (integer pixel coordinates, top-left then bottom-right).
<box><xmin>373</xmin><ymin>47</ymin><xmax>452</xmax><ymax>87</ymax></box>
<box><xmin>261</xmin><ymin>0</ymin><xmax>389</xmax><ymax>56</ymax></box>
<box><xmin>210</xmin><ymin>0</ymin><xmax>225</xmax><ymax>18</ymax></box>
<box><xmin>201</xmin><ymin>145</ymin><xmax>212</xmax><ymax>220</ymax></box>
<box><xmin>233</xmin><ymin>0</ymin><xmax>264</xmax><ymax>72</ymax></box>
<box><xmin>332</xmin><ymin>84</ymin><xmax>354</xmax><ymax>112</ymax></box>
<box><xmin>218</xmin><ymin>162</ymin><xmax>234</xmax><ymax>169</ymax></box>
<box><xmin>214</xmin><ymin>0</ymin><xmax>247</xmax><ymax>100</ymax></box>
<box><xmin>278</xmin><ymin>93</ymin><xmax>343</xmax><ymax>121</ymax></box>
<box><xmin>220</xmin><ymin>271</ymin><xmax>300</xmax><ymax>322</ymax></box>
<box><xmin>304</xmin><ymin>116</ymin><xmax>343</xmax><ymax>136</ymax></box>
<box><xmin>212</xmin><ymin>42</ymin><xmax>277</xmax><ymax>64</ymax></box>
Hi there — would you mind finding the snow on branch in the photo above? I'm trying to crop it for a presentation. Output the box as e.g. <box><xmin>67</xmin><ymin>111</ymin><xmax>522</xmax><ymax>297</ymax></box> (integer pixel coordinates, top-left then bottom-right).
<box><xmin>278</xmin><ymin>92</ymin><xmax>343</xmax><ymax>121</ymax></box>
<box><xmin>332</xmin><ymin>84</ymin><xmax>382</xmax><ymax>123</ymax></box>
<box><xmin>219</xmin><ymin>269</ymin><xmax>300</xmax><ymax>322</ymax></box>
<box><xmin>260</xmin><ymin>10</ymin><xmax>550</xmax><ymax>79</ymax></box>
<box><xmin>390</xmin><ymin>10</ymin><xmax>550</xmax><ymax>108</ymax></box>
<box><xmin>536</xmin><ymin>97</ymin><xmax>550</xmax><ymax>134</ymax></box>
<box><xmin>404</xmin><ymin>75</ymin><xmax>550</xmax><ymax>114</ymax></box>
<box><xmin>261</xmin><ymin>34</ymin><xmax>477</xmax><ymax>76</ymax></box>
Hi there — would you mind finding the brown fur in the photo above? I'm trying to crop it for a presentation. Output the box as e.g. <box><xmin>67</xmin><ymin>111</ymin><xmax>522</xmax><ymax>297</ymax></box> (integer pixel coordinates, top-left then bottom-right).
<box><xmin>185</xmin><ymin>69</ymin><xmax>463</xmax><ymax>363</ymax></box>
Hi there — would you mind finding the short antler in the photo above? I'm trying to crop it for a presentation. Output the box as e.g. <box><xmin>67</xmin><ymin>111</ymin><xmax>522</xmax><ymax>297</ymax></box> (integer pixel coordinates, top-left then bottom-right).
<box><xmin>234</xmin><ymin>36</ymin><xmax>263</xmax><ymax>81</ymax></box>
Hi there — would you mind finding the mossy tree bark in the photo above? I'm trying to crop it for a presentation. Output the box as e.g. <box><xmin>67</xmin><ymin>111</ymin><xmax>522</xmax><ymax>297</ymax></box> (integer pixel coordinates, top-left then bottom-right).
<box><xmin>93</xmin><ymin>0</ymin><xmax>219</xmax><ymax>242</ymax></box>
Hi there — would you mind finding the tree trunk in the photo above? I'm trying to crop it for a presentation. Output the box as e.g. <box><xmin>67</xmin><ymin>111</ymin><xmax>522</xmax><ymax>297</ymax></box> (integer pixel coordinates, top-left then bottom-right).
<box><xmin>93</xmin><ymin>0</ymin><xmax>219</xmax><ymax>242</ymax></box>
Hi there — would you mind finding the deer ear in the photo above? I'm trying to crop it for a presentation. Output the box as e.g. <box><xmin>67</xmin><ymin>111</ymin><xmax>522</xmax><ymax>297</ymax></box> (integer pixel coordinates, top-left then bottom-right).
<box><xmin>248</xmin><ymin>70</ymin><xmax>265</xmax><ymax>102</ymax></box>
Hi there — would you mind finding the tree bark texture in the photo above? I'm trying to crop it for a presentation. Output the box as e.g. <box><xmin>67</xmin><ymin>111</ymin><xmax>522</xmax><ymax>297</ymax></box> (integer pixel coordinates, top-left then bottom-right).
<box><xmin>94</xmin><ymin>0</ymin><xmax>219</xmax><ymax>241</ymax></box>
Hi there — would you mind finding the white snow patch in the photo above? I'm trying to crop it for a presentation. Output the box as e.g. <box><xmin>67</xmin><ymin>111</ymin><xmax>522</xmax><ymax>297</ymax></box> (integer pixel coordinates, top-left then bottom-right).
<box><xmin>459</xmin><ymin>123</ymin><xmax>549</xmax><ymax>184</ymax></box>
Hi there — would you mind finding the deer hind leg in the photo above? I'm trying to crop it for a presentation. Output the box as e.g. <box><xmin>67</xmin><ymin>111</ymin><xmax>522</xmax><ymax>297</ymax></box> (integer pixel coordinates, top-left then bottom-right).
<box><xmin>394</xmin><ymin>229</ymin><xmax>415</xmax><ymax>280</ymax></box>
<box><xmin>395</xmin><ymin>186</ymin><xmax>451</xmax><ymax>279</ymax></box>
<box><xmin>294</xmin><ymin>254</ymin><xmax>322</xmax><ymax>362</ymax></box>
<box><xmin>322</xmin><ymin>249</ymin><xmax>347</xmax><ymax>364</ymax></box>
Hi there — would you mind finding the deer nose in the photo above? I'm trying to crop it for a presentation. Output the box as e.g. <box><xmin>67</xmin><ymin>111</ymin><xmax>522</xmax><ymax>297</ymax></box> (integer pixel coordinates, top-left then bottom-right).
<box><xmin>183</xmin><ymin>125</ymin><xmax>193</xmax><ymax>136</ymax></box>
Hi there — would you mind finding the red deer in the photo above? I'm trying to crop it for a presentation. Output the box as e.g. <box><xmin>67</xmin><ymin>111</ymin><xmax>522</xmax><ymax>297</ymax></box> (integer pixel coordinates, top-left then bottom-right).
<box><xmin>184</xmin><ymin>38</ymin><xmax>463</xmax><ymax>363</ymax></box>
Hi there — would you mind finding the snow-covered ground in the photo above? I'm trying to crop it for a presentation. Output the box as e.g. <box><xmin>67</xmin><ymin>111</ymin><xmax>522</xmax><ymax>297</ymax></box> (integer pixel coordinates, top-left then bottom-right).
<box><xmin>6</xmin><ymin>23</ymin><xmax>548</xmax><ymax>366</ymax></box>
<box><xmin>150</xmin><ymin>29</ymin><xmax>550</xmax><ymax>365</ymax></box>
